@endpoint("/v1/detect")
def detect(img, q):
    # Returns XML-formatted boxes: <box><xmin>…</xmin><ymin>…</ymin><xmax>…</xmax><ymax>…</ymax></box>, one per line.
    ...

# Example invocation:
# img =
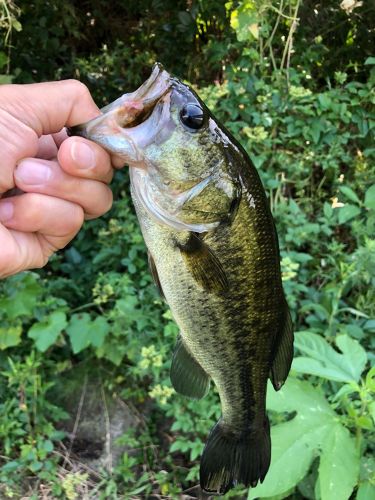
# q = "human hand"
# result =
<box><xmin>0</xmin><ymin>80</ymin><xmax>121</xmax><ymax>278</ymax></box>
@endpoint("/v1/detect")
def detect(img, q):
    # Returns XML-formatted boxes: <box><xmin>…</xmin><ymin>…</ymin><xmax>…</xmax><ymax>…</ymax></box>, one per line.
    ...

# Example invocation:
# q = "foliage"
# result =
<box><xmin>0</xmin><ymin>0</ymin><xmax>374</xmax><ymax>498</ymax></box>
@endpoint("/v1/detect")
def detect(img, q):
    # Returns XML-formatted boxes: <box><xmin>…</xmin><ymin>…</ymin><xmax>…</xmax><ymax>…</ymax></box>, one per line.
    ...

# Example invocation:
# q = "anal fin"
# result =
<box><xmin>270</xmin><ymin>306</ymin><xmax>294</xmax><ymax>391</ymax></box>
<box><xmin>170</xmin><ymin>335</ymin><xmax>210</xmax><ymax>399</ymax></box>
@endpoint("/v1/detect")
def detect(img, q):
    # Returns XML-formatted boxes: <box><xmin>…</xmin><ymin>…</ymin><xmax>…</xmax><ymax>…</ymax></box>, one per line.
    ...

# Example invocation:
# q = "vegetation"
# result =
<box><xmin>0</xmin><ymin>1</ymin><xmax>374</xmax><ymax>498</ymax></box>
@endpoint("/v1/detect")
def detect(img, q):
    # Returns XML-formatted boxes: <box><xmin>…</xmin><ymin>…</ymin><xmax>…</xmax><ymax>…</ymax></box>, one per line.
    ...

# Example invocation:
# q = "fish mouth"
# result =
<box><xmin>67</xmin><ymin>63</ymin><xmax>172</xmax><ymax>156</ymax></box>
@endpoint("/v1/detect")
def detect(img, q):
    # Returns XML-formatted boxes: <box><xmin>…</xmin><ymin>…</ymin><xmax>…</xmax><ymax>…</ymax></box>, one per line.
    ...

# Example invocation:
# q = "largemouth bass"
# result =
<box><xmin>68</xmin><ymin>64</ymin><xmax>294</xmax><ymax>495</ymax></box>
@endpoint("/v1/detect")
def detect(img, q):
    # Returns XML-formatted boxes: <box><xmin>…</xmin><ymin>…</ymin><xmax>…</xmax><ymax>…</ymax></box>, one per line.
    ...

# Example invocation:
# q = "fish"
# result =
<box><xmin>68</xmin><ymin>63</ymin><xmax>294</xmax><ymax>495</ymax></box>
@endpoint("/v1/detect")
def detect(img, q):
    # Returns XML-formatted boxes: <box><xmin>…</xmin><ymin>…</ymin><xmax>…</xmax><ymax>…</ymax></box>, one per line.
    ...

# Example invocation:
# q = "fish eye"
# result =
<box><xmin>180</xmin><ymin>103</ymin><xmax>205</xmax><ymax>130</ymax></box>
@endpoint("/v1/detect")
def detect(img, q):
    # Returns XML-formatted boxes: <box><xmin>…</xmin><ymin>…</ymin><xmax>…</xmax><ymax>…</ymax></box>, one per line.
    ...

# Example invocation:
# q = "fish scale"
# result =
<box><xmin>68</xmin><ymin>63</ymin><xmax>294</xmax><ymax>495</ymax></box>
<box><xmin>132</xmin><ymin>176</ymin><xmax>280</xmax><ymax>429</ymax></box>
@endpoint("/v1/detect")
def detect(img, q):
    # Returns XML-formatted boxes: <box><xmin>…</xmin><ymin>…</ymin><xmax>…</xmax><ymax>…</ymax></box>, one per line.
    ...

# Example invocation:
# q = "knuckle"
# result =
<box><xmin>0</xmin><ymin>245</ymin><xmax>15</xmax><ymax>276</ymax></box>
<box><xmin>91</xmin><ymin>187</ymin><xmax>113</xmax><ymax>217</ymax></box>
<box><xmin>26</xmin><ymin>193</ymin><xmax>44</xmax><ymax>217</ymax></box>
<box><xmin>68</xmin><ymin>204</ymin><xmax>85</xmax><ymax>232</ymax></box>
<box><xmin>51</xmin><ymin>203</ymin><xmax>84</xmax><ymax>242</ymax></box>
<box><xmin>66</xmin><ymin>79</ymin><xmax>91</xmax><ymax>99</ymax></box>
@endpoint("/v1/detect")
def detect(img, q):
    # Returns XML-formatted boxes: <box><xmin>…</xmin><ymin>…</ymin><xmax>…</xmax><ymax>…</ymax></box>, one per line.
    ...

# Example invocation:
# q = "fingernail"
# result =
<box><xmin>15</xmin><ymin>160</ymin><xmax>51</xmax><ymax>185</ymax></box>
<box><xmin>0</xmin><ymin>201</ymin><xmax>14</xmax><ymax>222</ymax></box>
<box><xmin>71</xmin><ymin>141</ymin><xmax>96</xmax><ymax>169</ymax></box>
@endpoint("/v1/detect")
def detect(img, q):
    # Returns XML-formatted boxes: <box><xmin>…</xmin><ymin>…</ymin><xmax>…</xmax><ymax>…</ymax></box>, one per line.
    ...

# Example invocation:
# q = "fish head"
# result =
<box><xmin>68</xmin><ymin>63</ymin><xmax>242</xmax><ymax>233</ymax></box>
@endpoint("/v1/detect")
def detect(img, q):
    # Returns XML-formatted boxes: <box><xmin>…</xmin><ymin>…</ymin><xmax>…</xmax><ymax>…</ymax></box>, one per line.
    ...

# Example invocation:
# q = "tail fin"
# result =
<box><xmin>200</xmin><ymin>417</ymin><xmax>271</xmax><ymax>495</ymax></box>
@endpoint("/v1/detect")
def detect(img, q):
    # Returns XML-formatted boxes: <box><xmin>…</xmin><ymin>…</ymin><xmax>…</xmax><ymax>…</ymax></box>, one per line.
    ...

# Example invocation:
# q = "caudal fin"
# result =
<box><xmin>200</xmin><ymin>417</ymin><xmax>271</xmax><ymax>495</ymax></box>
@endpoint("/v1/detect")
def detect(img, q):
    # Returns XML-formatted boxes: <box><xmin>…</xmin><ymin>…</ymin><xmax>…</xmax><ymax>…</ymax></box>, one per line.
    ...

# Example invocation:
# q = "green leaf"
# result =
<box><xmin>293</xmin><ymin>332</ymin><xmax>367</xmax><ymax>383</ymax></box>
<box><xmin>357</xmin><ymin>482</ymin><xmax>375</xmax><ymax>500</ymax></box>
<box><xmin>323</xmin><ymin>202</ymin><xmax>333</xmax><ymax>219</ymax></box>
<box><xmin>319</xmin><ymin>424</ymin><xmax>359</xmax><ymax>500</ymax></box>
<box><xmin>1</xmin><ymin>461</ymin><xmax>20</xmax><ymax>472</ymax></box>
<box><xmin>90</xmin><ymin>317</ymin><xmax>110</xmax><ymax>348</ymax></box>
<box><xmin>66</xmin><ymin>313</ymin><xmax>93</xmax><ymax>354</ymax></box>
<box><xmin>0</xmin><ymin>273</ymin><xmax>43</xmax><ymax>319</ymax></box>
<box><xmin>364</xmin><ymin>57</ymin><xmax>375</xmax><ymax>65</ymax></box>
<box><xmin>249</xmin><ymin>378</ymin><xmax>360</xmax><ymax>499</ymax></box>
<box><xmin>292</xmin><ymin>357</ymin><xmax>351</xmax><ymax>382</ymax></box>
<box><xmin>0</xmin><ymin>51</ymin><xmax>8</xmax><ymax>69</ymax></box>
<box><xmin>28</xmin><ymin>311</ymin><xmax>67</xmax><ymax>352</ymax></box>
<box><xmin>339</xmin><ymin>186</ymin><xmax>361</xmax><ymax>205</ymax></box>
<box><xmin>364</xmin><ymin>185</ymin><xmax>375</xmax><ymax>210</ymax></box>
<box><xmin>338</xmin><ymin>204</ymin><xmax>361</xmax><ymax>224</ymax></box>
<box><xmin>230</xmin><ymin>5</ymin><xmax>259</xmax><ymax>42</ymax></box>
<box><xmin>0</xmin><ymin>74</ymin><xmax>13</xmax><ymax>84</ymax></box>
<box><xmin>335</xmin><ymin>335</ymin><xmax>367</xmax><ymax>381</ymax></box>
<box><xmin>11</xmin><ymin>19</ymin><xmax>22</xmax><ymax>32</ymax></box>
<box><xmin>0</xmin><ymin>326</ymin><xmax>22</xmax><ymax>350</ymax></box>
<box><xmin>318</xmin><ymin>94</ymin><xmax>332</xmax><ymax>110</ymax></box>
<box><xmin>248</xmin><ymin>420</ymin><xmax>320</xmax><ymax>499</ymax></box>
<box><xmin>249</xmin><ymin>378</ymin><xmax>332</xmax><ymax>498</ymax></box>
<box><xmin>66</xmin><ymin>314</ymin><xmax>110</xmax><ymax>353</ymax></box>
<box><xmin>310</xmin><ymin>119</ymin><xmax>323</xmax><ymax>143</ymax></box>
<box><xmin>177</xmin><ymin>11</ymin><xmax>192</xmax><ymax>26</ymax></box>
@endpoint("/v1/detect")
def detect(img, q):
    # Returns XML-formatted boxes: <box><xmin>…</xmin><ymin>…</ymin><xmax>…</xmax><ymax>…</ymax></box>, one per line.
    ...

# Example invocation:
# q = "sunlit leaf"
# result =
<box><xmin>249</xmin><ymin>378</ymin><xmax>359</xmax><ymax>499</ymax></box>
<box><xmin>0</xmin><ymin>326</ymin><xmax>22</xmax><ymax>350</ymax></box>
<box><xmin>293</xmin><ymin>332</ymin><xmax>366</xmax><ymax>383</ymax></box>
<box><xmin>319</xmin><ymin>424</ymin><xmax>359</xmax><ymax>500</ymax></box>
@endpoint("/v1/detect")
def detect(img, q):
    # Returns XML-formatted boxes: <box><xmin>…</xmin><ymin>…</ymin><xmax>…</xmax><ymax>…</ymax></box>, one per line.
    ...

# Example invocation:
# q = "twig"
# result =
<box><xmin>280</xmin><ymin>0</ymin><xmax>301</xmax><ymax>86</ymax></box>
<box><xmin>101</xmin><ymin>380</ymin><xmax>113</xmax><ymax>474</ymax></box>
<box><xmin>63</xmin><ymin>373</ymin><xmax>88</xmax><ymax>468</ymax></box>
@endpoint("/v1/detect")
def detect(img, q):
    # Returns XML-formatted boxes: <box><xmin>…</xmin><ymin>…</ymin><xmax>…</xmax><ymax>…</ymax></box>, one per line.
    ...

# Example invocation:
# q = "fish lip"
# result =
<box><xmin>67</xmin><ymin>62</ymin><xmax>171</xmax><ymax>140</ymax></box>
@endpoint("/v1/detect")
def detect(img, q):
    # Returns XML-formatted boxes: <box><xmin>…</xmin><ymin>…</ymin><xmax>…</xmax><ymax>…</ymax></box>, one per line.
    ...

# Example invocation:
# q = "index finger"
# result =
<box><xmin>0</xmin><ymin>80</ymin><xmax>101</xmax><ymax>192</ymax></box>
<box><xmin>0</xmin><ymin>80</ymin><xmax>101</xmax><ymax>136</ymax></box>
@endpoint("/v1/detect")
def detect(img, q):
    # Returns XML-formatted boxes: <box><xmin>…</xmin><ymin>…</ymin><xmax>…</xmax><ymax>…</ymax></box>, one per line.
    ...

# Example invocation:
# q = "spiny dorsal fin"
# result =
<box><xmin>269</xmin><ymin>306</ymin><xmax>294</xmax><ymax>391</ymax></box>
<box><xmin>170</xmin><ymin>334</ymin><xmax>210</xmax><ymax>399</ymax></box>
<box><xmin>177</xmin><ymin>232</ymin><xmax>228</xmax><ymax>294</ymax></box>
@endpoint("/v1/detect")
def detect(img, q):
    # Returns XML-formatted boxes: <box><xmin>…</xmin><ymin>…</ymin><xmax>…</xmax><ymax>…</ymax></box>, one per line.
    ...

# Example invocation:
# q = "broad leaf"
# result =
<box><xmin>28</xmin><ymin>311</ymin><xmax>67</xmax><ymax>352</ymax></box>
<box><xmin>319</xmin><ymin>424</ymin><xmax>359</xmax><ymax>500</ymax></box>
<box><xmin>90</xmin><ymin>317</ymin><xmax>110</xmax><ymax>348</ymax></box>
<box><xmin>248</xmin><ymin>378</ymin><xmax>360</xmax><ymax>499</ymax></box>
<box><xmin>335</xmin><ymin>335</ymin><xmax>367</xmax><ymax>381</ymax></box>
<box><xmin>0</xmin><ymin>273</ymin><xmax>42</xmax><ymax>319</ymax></box>
<box><xmin>339</xmin><ymin>186</ymin><xmax>361</xmax><ymax>204</ymax></box>
<box><xmin>338</xmin><ymin>204</ymin><xmax>361</xmax><ymax>224</ymax></box>
<box><xmin>0</xmin><ymin>326</ymin><xmax>22</xmax><ymax>349</ymax></box>
<box><xmin>357</xmin><ymin>482</ymin><xmax>375</xmax><ymax>500</ymax></box>
<box><xmin>364</xmin><ymin>184</ymin><xmax>375</xmax><ymax>210</ymax></box>
<box><xmin>293</xmin><ymin>332</ymin><xmax>366</xmax><ymax>383</ymax></box>
<box><xmin>66</xmin><ymin>313</ymin><xmax>110</xmax><ymax>353</ymax></box>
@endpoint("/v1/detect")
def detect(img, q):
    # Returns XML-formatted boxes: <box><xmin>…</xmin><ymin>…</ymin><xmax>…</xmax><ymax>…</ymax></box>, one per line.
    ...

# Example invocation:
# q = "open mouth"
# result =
<box><xmin>67</xmin><ymin>63</ymin><xmax>171</xmax><ymax>138</ymax></box>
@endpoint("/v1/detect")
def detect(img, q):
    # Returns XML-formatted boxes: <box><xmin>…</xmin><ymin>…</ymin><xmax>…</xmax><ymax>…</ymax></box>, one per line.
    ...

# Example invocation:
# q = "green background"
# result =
<box><xmin>0</xmin><ymin>1</ymin><xmax>374</xmax><ymax>498</ymax></box>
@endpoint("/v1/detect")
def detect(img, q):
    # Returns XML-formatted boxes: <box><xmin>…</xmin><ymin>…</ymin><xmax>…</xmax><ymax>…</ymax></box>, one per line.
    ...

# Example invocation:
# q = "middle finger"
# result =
<box><xmin>14</xmin><ymin>158</ymin><xmax>113</xmax><ymax>219</ymax></box>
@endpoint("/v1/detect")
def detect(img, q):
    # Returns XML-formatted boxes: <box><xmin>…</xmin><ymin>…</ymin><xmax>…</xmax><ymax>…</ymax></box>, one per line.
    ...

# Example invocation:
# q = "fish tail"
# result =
<box><xmin>200</xmin><ymin>417</ymin><xmax>271</xmax><ymax>495</ymax></box>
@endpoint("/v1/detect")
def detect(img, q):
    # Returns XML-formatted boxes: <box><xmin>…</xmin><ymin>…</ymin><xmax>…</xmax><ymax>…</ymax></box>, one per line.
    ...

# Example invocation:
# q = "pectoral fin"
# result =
<box><xmin>148</xmin><ymin>251</ymin><xmax>165</xmax><ymax>299</ymax></box>
<box><xmin>177</xmin><ymin>232</ymin><xmax>228</xmax><ymax>293</ymax></box>
<box><xmin>170</xmin><ymin>334</ymin><xmax>210</xmax><ymax>399</ymax></box>
<box><xmin>269</xmin><ymin>306</ymin><xmax>294</xmax><ymax>390</ymax></box>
